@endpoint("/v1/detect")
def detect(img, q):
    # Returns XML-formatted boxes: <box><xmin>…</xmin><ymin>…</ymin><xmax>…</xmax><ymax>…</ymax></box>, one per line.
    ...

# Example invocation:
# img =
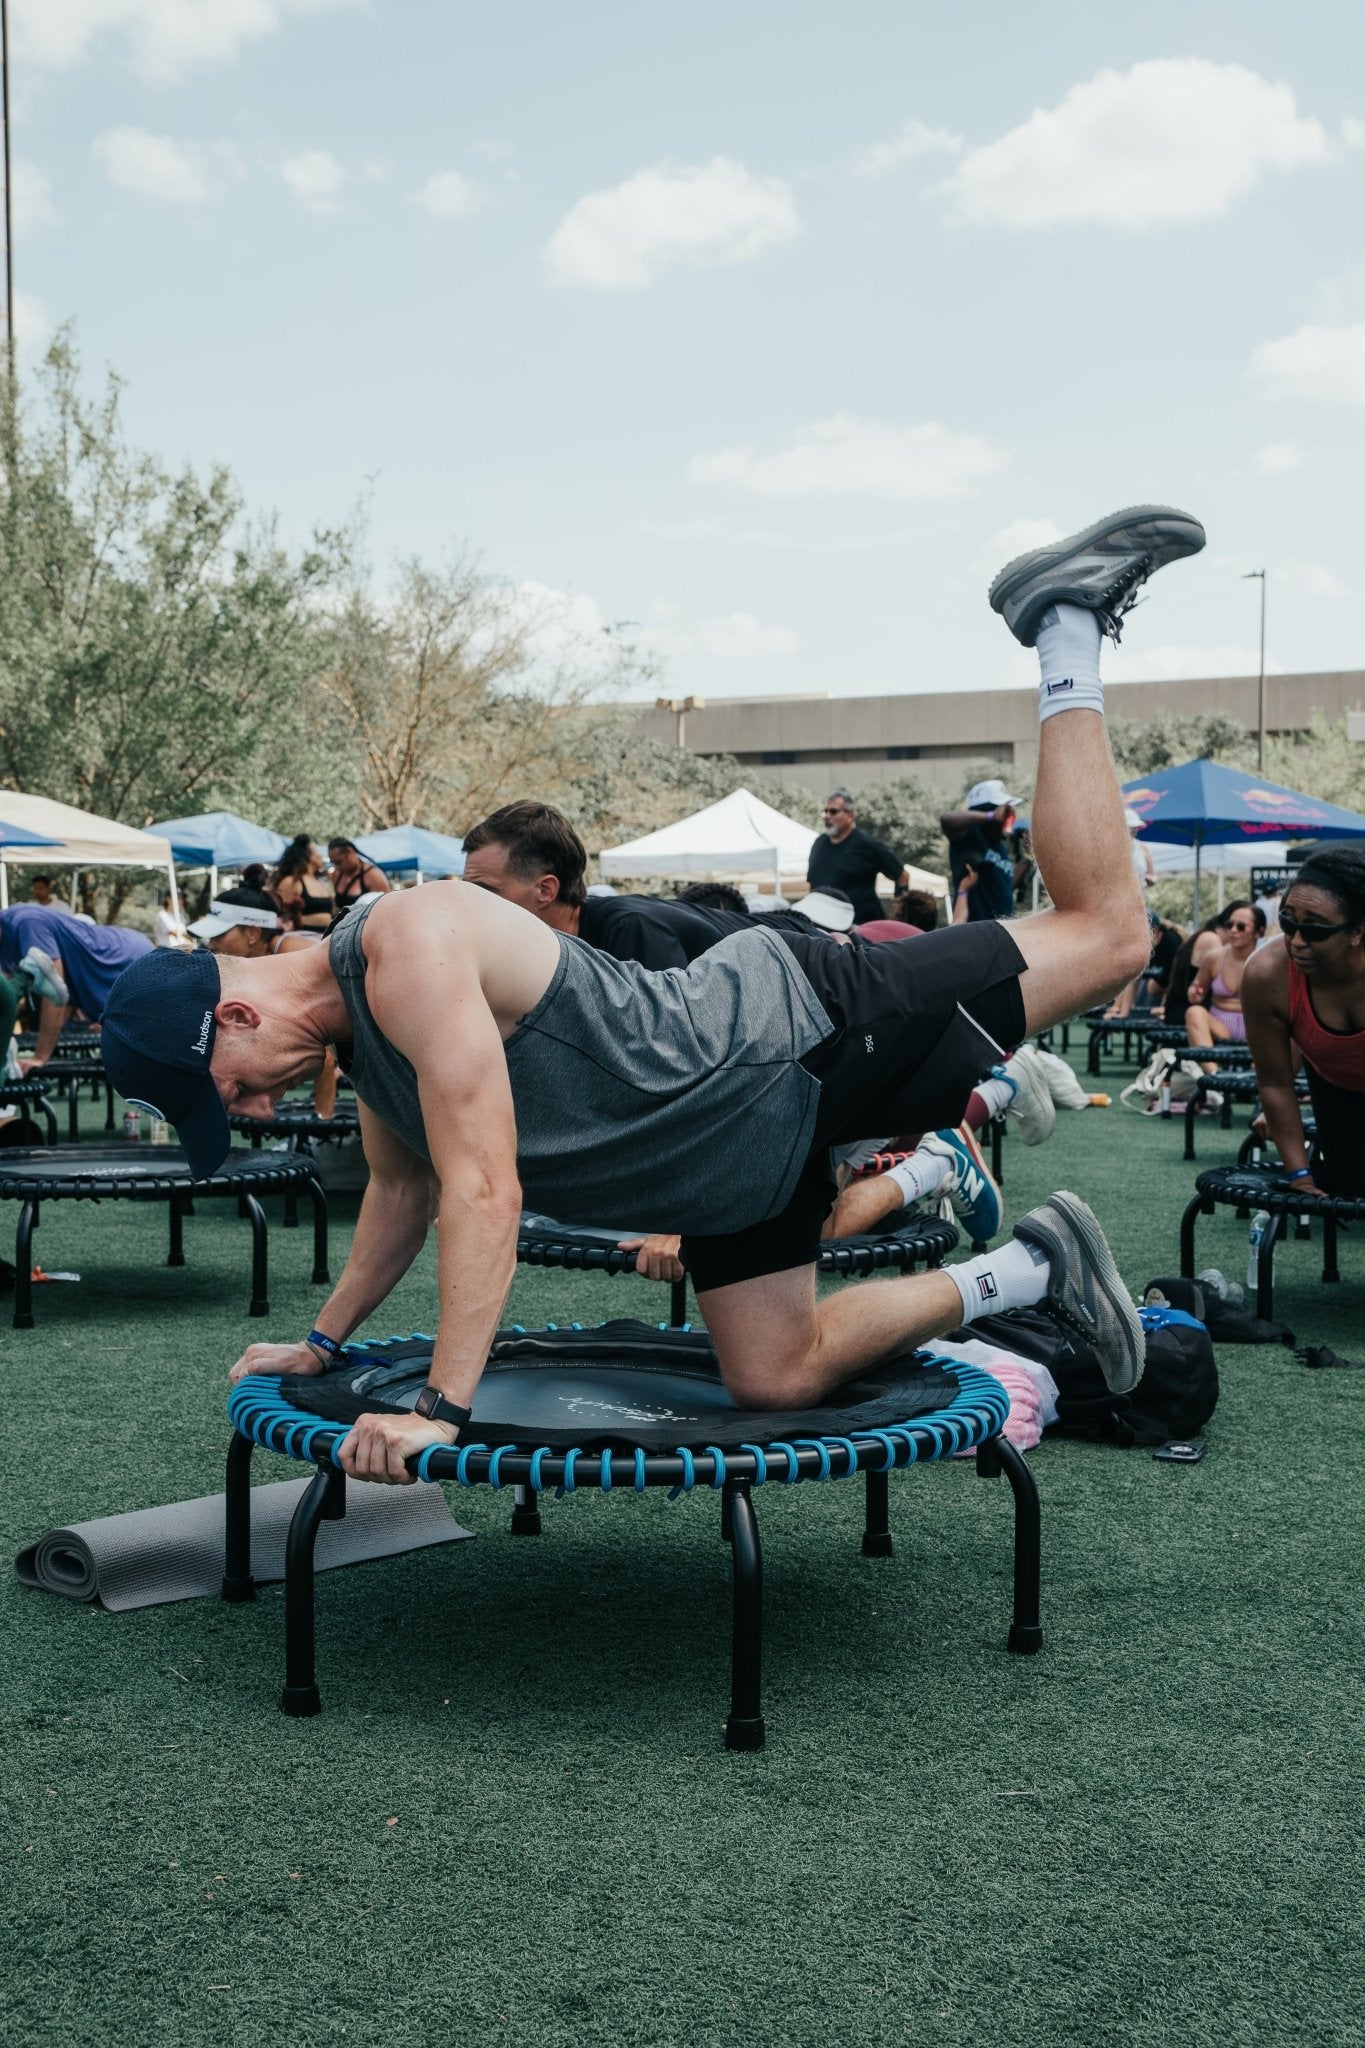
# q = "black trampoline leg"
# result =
<box><xmin>669</xmin><ymin>1275</ymin><xmax>688</xmax><ymax>1327</ymax></box>
<box><xmin>862</xmin><ymin>1468</ymin><xmax>893</xmax><ymax>1557</ymax></box>
<box><xmin>102</xmin><ymin>1080</ymin><xmax>115</xmax><ymax>1132</ymax></box>
<box><xmin>1183</xmin><ymin>1095</ymin><xmax>1198</xmax><ymax>1162</ymax></box>
<box><xmin>990</xmin><ymin>1115</ymin><xmax>1003</xmax><ymax>1187</ymax></box>
<box><xmin>242</xmin><ymin>1191</ymin><xmax>269</xmax><ymax>1316</ymax></box>
<box><xmin>976</xmin><ymin>1435</ymin><xmax>1043</xmax><ymax>1654</ymax></box>
<box><xmin>13</xmin><ymin>1199</ymin><xmax>37</xmax><ymax>1328</ymax></box>
<box><xmin>1323</xmin><ymin>1211</ymin><xmax>1341</xmax><ymax>1285</ymax></box>
<box><xmin>167</xmin><ymin>1193</ymin><xmax>186</xmax><ymax>1267</ymax></box>
<box><xmin>724</xmin><ymin>1481</ymin><xmax>765</xmax><ymax>1751</ymax></box>
<box><xmin>1179</xmin><ymin>1194</ymin><xmax>1203</xmax><ymax>1279</ymax></box>
<box><xmin>37</xmin><ymin>1094</ymin><xmax>56</xmax><ymax>1145</ymax></box>
<box><xmin>1256</xmin><ymin>1209</ymin><xmax>1283</xmax><ymax>1323</ymax></box>
<box><xmin>306</xmin><ymin>1175</ymin><xmax>330</xmax><ymax>1284</ymax></box>
<box><xmin>280</xmin><ymin>1463</ymin><xmax>346</xmax><ymax>1717</ymax></box>
<box><xmin>65</xmin><ymin>1080</ymin><xmax>78</xmax><ymax>1143</ymax></box>
<box><xmin>222</xmin><ymin>1431</ymin><xmax>257</xmax><ymax>1602</ymax></box>
<box><xmin>510</xmin><ymin>1484</ymin><xmax>542</xmax><ymax>1536</ymax></box>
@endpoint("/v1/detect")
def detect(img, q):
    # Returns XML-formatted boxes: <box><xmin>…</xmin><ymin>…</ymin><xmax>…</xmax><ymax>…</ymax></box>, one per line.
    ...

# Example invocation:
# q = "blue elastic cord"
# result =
<box><xmin>826</xmin><ymin>1434</ymin><xmax>860</xmax><ymax>1477</ymax></box>
<box><xmin>739</xmin><ymin>1444</ymin><xmax>768</xmax><ymax>1484</ymax></box>
<box><xmin>632</xmin><ymin>1448</ymin><xmax>647</xmax><ymax>1491</ymax></box>
<box><xmin>456</xmin><ymin>1442</ymin><xmax>486</xmax><ymax>1486</ymax></box>
<box><xmin>767</xmin><ymin>1440</ymin><xmax>799</xmax><ymax>1482</ymax></box>
<box><xmin>794</xmin><ymin>1437</ymin><xmax>831</xmax><ymax>1480</ymax></box>
<box><xmin>529</xmin><ymin>1447</ymin><xmax>549</xmax><ymax>1491</ymax></box>
<box><xmin>676</xmin><ymin>1447</ymin><xmax>695</xmax><ymax>1492</ymax></box>
<box><xmin>562</xmin><ymin>1447</ymin><xmax>580</xmax><ymax>1492</ymax></box>
<box><xmin>488</xmin><ymin>1445</ymin><xmax>513</xmax><ymax>1489</ymax></box>
<box><xmin>704</xmin><ymin>1447</ymin><xmax>727</xmax><ymax>1488</ymax></box>
<box><xmin>600</xmin><ymin>1448</ymin><xmax>613</xmax><ymax>1492</ymax></box>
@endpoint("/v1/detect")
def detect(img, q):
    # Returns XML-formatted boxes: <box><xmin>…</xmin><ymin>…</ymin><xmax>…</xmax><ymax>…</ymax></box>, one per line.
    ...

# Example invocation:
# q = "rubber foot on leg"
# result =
<box><xmin>1007</xmin><ymin>1623</ymin><xmax>1044</xmax><ymax>1656</ymax></box>
<box><xmin>280</xmin><ymin>1683</ymin><xmax>322</xmax><ymax>1717</ymax></box>
<box><xmin>724</xmin><ymin>1714</ymin><xmax>765</xmax><ymax>1752</ymax></box>
<box><xmin>510</xmin><ymin>1506</ymin><xmax>542</xmax><ymax>1537</ymax></box>
<box><xmin>861</xmin><ymin>1531</ymin><xmax>894</xmax><ymax>1558</ymax></box>
<box><xmin>219</xmin><ymin>1575</ymin><xmax>256</xmax><ymax>1604</ymax></box>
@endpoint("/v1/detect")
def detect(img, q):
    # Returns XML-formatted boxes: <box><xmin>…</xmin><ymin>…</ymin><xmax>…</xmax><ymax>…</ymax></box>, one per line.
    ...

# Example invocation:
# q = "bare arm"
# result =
<box><xmin>1243</xmin><ymin>945</ymin><xmax>1316</xmax><ymax>1186</ymax></box>
<box><xmin>229</xmin><ymin>1103</ymin><xmax>437</xmax><ymax>1383</ymax></box>
<box><xmin>29</xmin><ymin>996</ymin><xmax>70</xmax><ymax>1066</ymax></box>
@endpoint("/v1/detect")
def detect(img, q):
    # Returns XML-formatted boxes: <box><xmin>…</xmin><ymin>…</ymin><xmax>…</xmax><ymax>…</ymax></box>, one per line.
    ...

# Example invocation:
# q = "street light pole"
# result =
<box><xmin>1243</xmin><ymin>569</ymin><xmax>1267</xmax><ymax>771</ymax></box>
<box><xmin>655</xmin><ymin>694</ymin><xmax>704</xmax><ymax>749</ymax></box>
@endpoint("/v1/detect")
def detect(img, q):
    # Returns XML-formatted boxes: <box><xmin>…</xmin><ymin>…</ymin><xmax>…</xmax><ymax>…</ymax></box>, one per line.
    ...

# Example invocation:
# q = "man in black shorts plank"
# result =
<box><xmin>100</xmin><ymin>505</ymin><xmax>1203</xmax><ymax>1483</ymax></box>
<box><xmin>807</xmin><ymin>793</ymin><xmax>909</xmax><ymax>925</ymax></box>
<box><xmin>941</xmin><ymin>779</ymin><xmax>1020</xmax><ymax>924</ymax></box>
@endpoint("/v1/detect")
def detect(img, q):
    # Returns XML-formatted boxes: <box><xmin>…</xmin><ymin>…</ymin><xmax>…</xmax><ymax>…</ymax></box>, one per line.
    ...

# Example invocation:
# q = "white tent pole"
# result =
<box><xmin>0</xmin><ymin>859</ymin><xmax>7</xmax><ymax>910</ymax></box>
<box><xmin>1192</xmin><ymin>839</ymin><xmax>1202</xmax><ymax>923</ymax></box>
<box><xmin>167</xmin><ymin>858</ymin><xmax>183</xmax><ymax>926</ymax></box>
<box><xmin>69</xmin><ymin>871</ymin><xmax>78</xmax><ymax>908</ymax></box>
<box><xmin>1216</xmin><ymin>862</ymin><xmax>1226</xmax><ymax>912</ymax></box>
<box><xmin>209</xmin><ymin>864</ymin><xmax>218</xmax><ymax>903</ymax></box>
<box><xmin>414</xmin><ymin>869</ymin><xmax>423</xmax><ymax>886</ymax></box>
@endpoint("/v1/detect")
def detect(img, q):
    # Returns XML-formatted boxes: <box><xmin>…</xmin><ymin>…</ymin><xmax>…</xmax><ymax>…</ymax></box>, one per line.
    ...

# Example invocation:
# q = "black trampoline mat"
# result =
<box><xmin>0</xmin><ymin>1145</ymin><xmax>315</xmax><ymax>1190</ymax></box>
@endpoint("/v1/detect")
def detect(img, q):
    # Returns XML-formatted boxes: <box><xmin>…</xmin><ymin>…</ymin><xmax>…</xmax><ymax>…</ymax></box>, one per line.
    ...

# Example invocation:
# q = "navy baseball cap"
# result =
<box><xmin>102</xmin><ymin>950</ymin><xmax>230</xmax><ymax>1179</ymax></box>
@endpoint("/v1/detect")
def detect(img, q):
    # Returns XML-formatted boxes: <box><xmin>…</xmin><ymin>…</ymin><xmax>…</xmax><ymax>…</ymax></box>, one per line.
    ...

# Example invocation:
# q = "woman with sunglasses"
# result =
<box><xmin>1182</xmin><ymin>903</ymin><xmax>1266</xmax><ymax>1052</ymax></box>
<box><xmin>1243</xmin><ymin>849</ymin><xmax>1365</xmax><ymax>1197</ymax></box>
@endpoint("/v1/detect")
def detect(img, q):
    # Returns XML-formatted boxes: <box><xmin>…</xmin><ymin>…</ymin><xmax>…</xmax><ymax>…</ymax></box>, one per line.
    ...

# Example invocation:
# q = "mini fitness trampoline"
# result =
<box><xmin>230</xmin><ymin>1101</ymin><xmax>361</xmax><ymax>1149</ymax></box>
<box><xmin>515</xmin><ymin>1208</ymin><xmax>962</xmax><ymax>1327</ymax></box>
<box><xmin>0</xmin><ymin>1145</ymin><xmax>331</xmax><ymax>1327</ymax></box>
<box><xmin>28</xmin><ymin>1057</ymin><xmax>116</xmax><ymax>1140</ymax></box>
<box><xmin>1180</xmin><ymin>1163</ymin><xmax>1365</xmax><ymax>1320</ymax></box>
<box><xmin>0</xmin><ymin>1075</ymin><xmax>59</xmax><ymax>1145</ymax></box>
<box><xmin>225</xmin><ymin>1320</ymin><xmax>1041</xmax><ymax>1750</ymax></box>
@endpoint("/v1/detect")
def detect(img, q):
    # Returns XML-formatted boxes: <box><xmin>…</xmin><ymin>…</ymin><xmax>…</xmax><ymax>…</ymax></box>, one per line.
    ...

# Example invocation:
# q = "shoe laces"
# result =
<box><xmin>1097</xmin><ymin>557</ymin><xmax>1152</xmax><ymax>643</ymax></box>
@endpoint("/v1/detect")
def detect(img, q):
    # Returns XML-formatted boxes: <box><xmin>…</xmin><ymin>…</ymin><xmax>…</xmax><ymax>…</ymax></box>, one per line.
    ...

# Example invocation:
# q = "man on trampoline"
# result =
<box><xmin>102</xmin><ymin>506</ymin><xmax>1203</xmax><ymax>1482</ymax></box>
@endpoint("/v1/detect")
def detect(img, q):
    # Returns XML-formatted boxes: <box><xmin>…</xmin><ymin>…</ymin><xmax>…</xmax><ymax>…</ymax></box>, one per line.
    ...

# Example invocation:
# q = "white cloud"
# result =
<box><xmin>978</xmin><ymin>516</ymin><xmax>1063</xmax><ymax>567</ymax></box>
<box><xmin>16</xmin><ymin>0</ymin><xmax>355</xmax><ymax>84</ymax></box>
<box><xmin>849</xmin><ymin>118</ymin><xmax>963</xmax><ymax>179</ymax></box>
<box><xmin>1343</xmin><ymin>117</ymin><xmax>1365</xmax><ymax>151</ymax></box>
<box><xmin>280</xmin><ymin>149</ymin><xmax>346</xmax><ymax>214</ymax></box>
<box><xmin>13</xmin><ymin>160</ymin><xmax>55</xmax><ymax>230</ymax></box>
<box><xmin>412</xmin><ymin>171</ymin><xmax>482</xmax><ymax>220</ymax></box>
<box><xmin>481</xmin><ymin>581</ymin><xmax>615</xmax><ymax>673</ymax></box>
<box><xmin>688</xmin><ymin>415</ymin><xmax>1005</xmax><ymax>501</ymax></box>
<box><xmin>545</xmin><ymin>156</ymin><xmax>800</xmax><ymax>289</ymax></box>
<box><xmin>1105</xmin><ymin>640</ymin><xmax>1283</xmax><ymax>684</ymax></box>
<box><xmin>654</xmin><ymin>610</ymin><xmax>799</xmax><ymax>659</ymax></box>
<box><xmin>94</xmin><ymin>127</ymin><xmax>239</xmax><ymax>204</ymax></box>
<box><xmin>13</xmin><ymin>288</ymin><xmax>51</xmax><ymax>351</ymax></box>
<box><xmin>1251</xmin><ymin>439</ymin><xmax>1306</xmax><ymax>475</ymax></box>
<box><xmin>940</xmin><ymin>60</ymin><xmax>1331</xmax><ymax>228</ymax></box>
<box><xmin>1250</xmin><ymin>322</ymin><xmax>1365</xmax><ymax>405</ymax></box>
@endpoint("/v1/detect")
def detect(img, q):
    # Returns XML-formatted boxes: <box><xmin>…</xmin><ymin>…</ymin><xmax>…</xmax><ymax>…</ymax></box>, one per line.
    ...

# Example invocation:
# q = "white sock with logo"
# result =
<box><xmin>947</xmin><ymin>1236</ymin><xmax>1051</xmax><ymax>1325</ymax></box>
<box><xmin>884</xmin><ymin>1149</ymin><xmax>953</xmax><ymax>1206</ymax></box>
<box><xmin>973</xmin><ymin>1073</ymin><xmax>1016</xmax><ymax>1119</ymax></box>
<box><xmin>1035</xmin><ymin>602</ymin><xmax>1104</xmax><ymax>722</ymax></box>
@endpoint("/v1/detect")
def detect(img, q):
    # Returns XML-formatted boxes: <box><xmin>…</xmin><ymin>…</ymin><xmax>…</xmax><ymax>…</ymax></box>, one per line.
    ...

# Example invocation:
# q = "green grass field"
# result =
<box><xmin>3</xmin><ymin>1057</ymin><xmax>1364</xmax><ymax>2048</ymax></box>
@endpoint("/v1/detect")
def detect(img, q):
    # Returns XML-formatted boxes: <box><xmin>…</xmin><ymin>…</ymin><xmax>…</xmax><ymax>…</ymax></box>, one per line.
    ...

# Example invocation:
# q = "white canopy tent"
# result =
<box><xmin>0</xmin><ymin>793</ymin><xmax>181</xmax><ymax>918</ymax></box>
<box><xmin>599</xmin><ymin>787</ymin><xmax>947</xmax><ymax>898</ymax></box>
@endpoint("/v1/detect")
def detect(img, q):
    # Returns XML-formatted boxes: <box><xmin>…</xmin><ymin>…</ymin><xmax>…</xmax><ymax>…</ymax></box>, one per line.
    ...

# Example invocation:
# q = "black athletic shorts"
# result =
<box><xmin>680</xmin><ymin>921</ymin><xmax>1027</xmax><ymax>1294</ymax></box>
<box><xmin>1303</xmin><ymin>1066</ymin><xmax>1365</xmax><ymax>1196</ymax></box>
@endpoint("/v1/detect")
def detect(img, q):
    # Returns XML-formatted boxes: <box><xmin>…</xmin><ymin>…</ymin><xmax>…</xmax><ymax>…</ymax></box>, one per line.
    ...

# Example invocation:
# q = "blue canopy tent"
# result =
<box><xmin>0</xmin><ymin>815</ymin><xmax>61</xmax><ymax>909</ymax></box>
<box><xmin>1121</xmin><ymin>760</ymin><xmax>1365</xmax><ymax>917</ymax></box>
<box><xmin>354</xmin><ymin>825</ymin><xmax>465</xmax><ymax>882</ymax></box>
<box><xmin>148</xmin><ymin>812</ymin><xmax>289</xmax><ymax>899</ymax></box>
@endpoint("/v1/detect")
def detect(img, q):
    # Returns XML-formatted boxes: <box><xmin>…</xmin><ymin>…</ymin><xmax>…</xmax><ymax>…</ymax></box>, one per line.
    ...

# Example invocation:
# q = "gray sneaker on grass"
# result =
<box><xmin>988</xmin><ymin>504</ymin><xmax>1206</xmax><ymax>648</ymax></box>
<box><xmin>1013</xmin><ymin>1190</ymin><xmax>1145</xmax><ymax>1393</ymax></box>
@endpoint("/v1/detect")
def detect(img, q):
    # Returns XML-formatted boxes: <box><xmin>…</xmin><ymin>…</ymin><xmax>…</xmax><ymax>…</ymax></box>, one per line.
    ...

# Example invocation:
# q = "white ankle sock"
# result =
<box><xmin>947</xmin><ymin>1236</ymin><xmax>1050</xmax><ymax>1324</ymax></box>
<box><xmin>1035</xmin><ymin>602</ymin><xmax>1104</xmax><ymax>722</ymax></box>
<box><xmin>885</xmin><ymin>1150</ymin><xmax>953</xmax><ymax>1206</ymax></box>
<box><xmin>974</xmin><ymin>1074</ymin><xmax>1015</xmax><ymax>1119</ymax></box>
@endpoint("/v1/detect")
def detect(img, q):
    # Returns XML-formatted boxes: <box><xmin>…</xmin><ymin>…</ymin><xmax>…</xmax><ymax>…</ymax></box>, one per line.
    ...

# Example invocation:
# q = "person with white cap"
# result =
<box><xmin>940</xmin><ymin>778</ymin><xmax>1021</xmax><ymax>925</ymax></box>
<box><xmin>189</xmin><ymin>888</ymin><xmax>337</xmax><ymax>1115</ymax></box>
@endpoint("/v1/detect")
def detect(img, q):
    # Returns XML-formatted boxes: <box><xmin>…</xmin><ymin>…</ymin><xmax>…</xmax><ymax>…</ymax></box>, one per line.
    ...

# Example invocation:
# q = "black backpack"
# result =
<box><xmin>960</xmin><ymin>1303</ymin><xmax>1219</xmax><ymax>1449</ymax></box>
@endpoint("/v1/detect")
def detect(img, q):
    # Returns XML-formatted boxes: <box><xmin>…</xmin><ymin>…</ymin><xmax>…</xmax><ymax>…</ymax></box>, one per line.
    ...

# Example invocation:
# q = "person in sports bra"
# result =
<box><xmin>1244</xmin><ymin>848</ymin><xmax>1365</xmax><ymax>1196</ymax></box>
<box><xmin>329</xmin><ymin>838</ymin><xmax>392</xmax><ymax>911</ymax></box>
<box><xmin>1183</xmin><ymin>903</ymin><xmax>1265</xmax><ymax>1051</ymax></box>
<box><xmin>271</xmin><ymin>836</ymin><xmax>335</xmax><ymax>929</ymax></box>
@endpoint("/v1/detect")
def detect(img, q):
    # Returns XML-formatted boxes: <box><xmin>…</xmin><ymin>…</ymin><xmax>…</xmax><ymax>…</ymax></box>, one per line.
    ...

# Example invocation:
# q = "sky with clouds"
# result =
<box><xmin>11</xmin><ymin>0</ymin><xmax>1365</xmax><ymax>702</ymax></box>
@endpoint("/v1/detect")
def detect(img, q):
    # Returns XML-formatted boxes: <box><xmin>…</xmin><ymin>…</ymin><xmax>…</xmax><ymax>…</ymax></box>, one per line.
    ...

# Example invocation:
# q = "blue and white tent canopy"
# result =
<box><xmin>354</xmin><ymin>825</ymin><xmax>465</xmax><ymax>879</ymax></box>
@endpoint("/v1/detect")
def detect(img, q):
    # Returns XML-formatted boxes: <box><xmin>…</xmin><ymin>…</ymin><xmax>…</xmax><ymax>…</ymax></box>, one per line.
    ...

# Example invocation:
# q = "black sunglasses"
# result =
<box><xmin>1280</xmin><ymin>911</ymin><xmax>1352</xmax><ymax>944</ymax></box>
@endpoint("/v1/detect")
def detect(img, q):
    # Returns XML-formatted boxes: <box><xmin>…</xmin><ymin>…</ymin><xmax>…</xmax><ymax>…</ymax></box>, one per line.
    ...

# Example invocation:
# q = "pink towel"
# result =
<box><xmin>934</xmin><ymin>1338</ymin><xmax>1058</xmax><ymax>1455</ymax></box>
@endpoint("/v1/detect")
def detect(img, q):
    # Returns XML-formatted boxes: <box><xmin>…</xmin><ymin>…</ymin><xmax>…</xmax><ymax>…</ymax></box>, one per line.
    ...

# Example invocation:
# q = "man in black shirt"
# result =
<box><xmin>807</xmin><ymin>792</ymin><xmax>909</xmax><ymax>924</ymax></box>
<box><xmin>940</xmin><ymin>778</ymin><xmax>1019</xmax><ymax>924</ymax></box>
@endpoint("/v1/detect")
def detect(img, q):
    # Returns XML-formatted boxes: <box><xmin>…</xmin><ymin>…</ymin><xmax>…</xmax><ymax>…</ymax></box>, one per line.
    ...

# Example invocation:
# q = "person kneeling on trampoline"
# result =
<box><xmin>100</xmin><ymin>505</ymin><xmax>1203</xmax><ymax>1482</ymax></box>
<box><xmin>1243</xmin><ymin>848</ymin><xmax>1365</xmax><ymax>1197</ymax></box>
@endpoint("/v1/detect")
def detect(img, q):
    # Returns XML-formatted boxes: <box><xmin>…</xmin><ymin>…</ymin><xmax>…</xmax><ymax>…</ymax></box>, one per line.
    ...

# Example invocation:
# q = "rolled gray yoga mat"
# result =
<box><xmin>15</xmin><ymin>1480</ymin><xmax>472</xmax><ymax>1611</ymax></box>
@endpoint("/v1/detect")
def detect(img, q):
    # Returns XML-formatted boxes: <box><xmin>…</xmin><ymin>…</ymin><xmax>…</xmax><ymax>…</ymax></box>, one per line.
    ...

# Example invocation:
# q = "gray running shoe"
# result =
<box><xmin>1013</xmin><ymin>1190</ymin><xmax>1145</xmax><ymax>1393</ymax></box>
<box><xmin>1000</xmin><ymin>1046</ymin><xmax>1056</xmax><ymax>1145</ymax></box>
<box><xmin>19</xmin><ymin>946</ymin><xmax>69</xmax><ymax>1008</ymax></box>
<box><xmin>988</xmin><ymin>504</ymin><xmax>1206</xmax><ymax>648</ymax></box>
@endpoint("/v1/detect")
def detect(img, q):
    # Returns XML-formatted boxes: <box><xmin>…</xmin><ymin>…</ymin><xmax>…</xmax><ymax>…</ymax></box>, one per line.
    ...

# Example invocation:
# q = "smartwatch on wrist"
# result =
<box><xmin>414</xmin><ymin>1385</ymin><xmax>472</xmax><ymax>1432</ymax></box>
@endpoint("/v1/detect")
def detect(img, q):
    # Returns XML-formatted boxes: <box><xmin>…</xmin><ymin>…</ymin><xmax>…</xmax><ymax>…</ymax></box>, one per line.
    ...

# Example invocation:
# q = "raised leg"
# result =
<box><xmin>306</xmin><ymin>1175</ymin><xmax>330</xmax><ymax>1284</ymax></box>
<box><xmin>280</xmin><ymin>1462</ymin><xmax>346</xmax><ymax>1716</ymax></box>
<box><xmin>13</xmin><ymin>1200</ymin><xmax>36</xmax><ymax>1329</ymax></box>
<box><xmin>976</xmin><ymin>1435</ymin><xmax>1043</xmax><ymax>1654</ymax></box>
<box><xmin>242</xmin><ymin>1190</ymin><xmax>269</xmax><ymax>1316</ymax></box>
<box><xmin>723</xmin><ymin>1481</ymin><xmax>765</xmax><ymax>1751</ymax></box>
<box><xmin>862</xmin><ymin>1467</ymin><xmax>893</xmax><ymax>1558</ymax></box>
<box><xmin>221</xmin><ymin>1430</ymin><xmax>257</xmax><ymax>1601</ymax></box>
<box><xmin>167</xmin><ymin>1193</ymin><xmax>186</xmax><ymax>1267</ymax></box>
<box><xmin>1256</xmin><ymin>1208</ymin><xmax>1283</xmax><ymax>1323</ymax></box>
<box><xmin>510</xmin><ymin>1484</ymin><xmax>542</xmax><ymax>1537</ymax></box>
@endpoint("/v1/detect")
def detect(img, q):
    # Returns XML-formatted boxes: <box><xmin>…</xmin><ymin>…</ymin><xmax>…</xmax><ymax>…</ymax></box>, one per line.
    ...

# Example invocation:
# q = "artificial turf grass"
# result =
<box><xmin>3</xmin><ymin>1070</ymin><xmax>1365</xmax><ymax>2047</ymax></box>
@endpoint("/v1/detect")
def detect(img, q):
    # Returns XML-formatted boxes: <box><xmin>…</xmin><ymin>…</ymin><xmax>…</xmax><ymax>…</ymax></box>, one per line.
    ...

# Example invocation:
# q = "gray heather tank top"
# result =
<box><xmin>329</xmin><ymin>899</ymin><xmax>832</xmax><ymax>1235</ymax></box>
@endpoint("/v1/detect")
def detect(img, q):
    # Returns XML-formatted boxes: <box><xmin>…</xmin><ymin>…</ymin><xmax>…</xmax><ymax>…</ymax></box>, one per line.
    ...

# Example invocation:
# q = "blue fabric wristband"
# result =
<box><xmin>306</xmin><ymin>1328</ymin><xmax>343</xmax><ymax>1358</ymax></box>
<box><xmin>1285</xmin><ymin>1168</ymin><xmax>1312</xmax><ymax>1182</ymax></box>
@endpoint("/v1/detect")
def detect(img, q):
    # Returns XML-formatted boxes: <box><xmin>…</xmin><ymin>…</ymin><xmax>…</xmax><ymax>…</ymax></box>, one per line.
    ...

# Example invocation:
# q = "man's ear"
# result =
<box><xmin>216</xmin><ymin>996</ymin><xmax>263</xmax><ymax>1030</ymax></box>
<box><xmin>538</xmin><ymin>874</ymin><xmax>562</xmax><ymax>909</ymax></box>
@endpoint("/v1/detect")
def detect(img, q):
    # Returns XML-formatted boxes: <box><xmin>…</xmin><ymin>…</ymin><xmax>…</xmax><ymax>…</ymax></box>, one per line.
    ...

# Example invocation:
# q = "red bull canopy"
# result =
<box><xmin>1120</xmin><ymin>759</ymin><xmax>1365</xmax><ymax>848</ymax></box>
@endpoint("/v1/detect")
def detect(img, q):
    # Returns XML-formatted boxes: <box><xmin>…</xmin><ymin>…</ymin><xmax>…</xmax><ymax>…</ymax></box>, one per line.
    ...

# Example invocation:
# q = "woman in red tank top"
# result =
<box><xmin>1243</xmin><ymin>848</ymin><xmax>1365</xmax><ymax>1196</ymax></box>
